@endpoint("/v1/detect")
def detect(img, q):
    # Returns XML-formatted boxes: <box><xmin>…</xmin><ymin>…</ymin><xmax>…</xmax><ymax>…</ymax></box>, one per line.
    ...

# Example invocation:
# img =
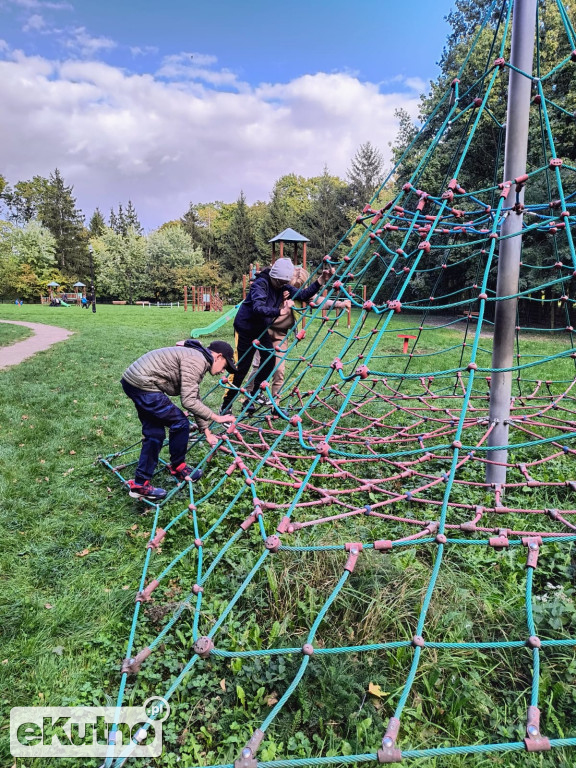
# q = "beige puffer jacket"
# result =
<box><xmin>122</xmin><ymin>347</ymin><xmax>216</xmax><ymax>430</ymax></box>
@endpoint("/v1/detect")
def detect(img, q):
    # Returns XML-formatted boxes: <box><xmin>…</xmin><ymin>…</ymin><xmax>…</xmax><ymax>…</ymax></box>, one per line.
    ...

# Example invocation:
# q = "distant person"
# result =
<box><xmin>220</xmin><ymin>257</ymin><xmax>334</xmax><ymax>413</ymax></box>
<box><xmin>14</xmin><ymin>299</ymin><xmax>23</xmax><ymax>306</ymax></box>
<box><xmin>81</xmin><ymin>296</ymin><xmax>90</xmax><ymax>309</ymax></box>
<box><xmin>121</xmin><ymin>339</ymin><xmax>237</xmax><ymax>501</ymax></box>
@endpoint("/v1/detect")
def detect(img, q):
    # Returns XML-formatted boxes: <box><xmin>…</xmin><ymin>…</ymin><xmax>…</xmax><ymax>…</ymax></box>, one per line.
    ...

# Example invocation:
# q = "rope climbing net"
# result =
<box><xmin>100</xmin><ymin>1</ymin><xmax>576</xmax><ymax>764</ymax></box>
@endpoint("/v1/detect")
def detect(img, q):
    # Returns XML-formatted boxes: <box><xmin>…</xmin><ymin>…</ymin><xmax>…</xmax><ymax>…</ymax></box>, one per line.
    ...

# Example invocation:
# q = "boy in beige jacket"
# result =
<box><xmin>121</xmin><ymin>339</ymin><xmax>236</xmax><ymax>501</ymax></box>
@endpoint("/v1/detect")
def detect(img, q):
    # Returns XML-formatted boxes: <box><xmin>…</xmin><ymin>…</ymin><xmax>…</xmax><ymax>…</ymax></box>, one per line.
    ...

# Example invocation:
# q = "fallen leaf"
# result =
<box><xmin>44</xmin><ymin>603</ymin><xmax>53</xmax><ymax>609</ymax></box>
<box><xmin>21</xmin><ymin>414</ymin><xmax>28</xmax><ymax>420</ymax></box>
<box><xmin>40</xmin><ymin>459</ymin><xmax>45</xmax><ymax>464</ymax></box>
<box><xmin>266</xmin><ymin>693</ymin><xmax>279</xmax><ymax>707</ymax></box>
<box><xmin>75</xmin><ymin>548</ymin><xmax>90</xmax><ymax>557</ymax></box>
<box><xmin>368</xmin><ymin>682</ymin><xmax>388</xmax><ymax>699</ymax></box>
<box><xmin>219</xmin><ymin>679</ymin><xmax>226</xmax><ymax>692</ymax></box>
<box><xmin>1</xmin><ymin>659</ymin><xmax>8</xmax><ymax>664</ymax></box>
<box><xmin>122</xmin><ymin>585</ymin><xmax>130</xmax><ymax>590</ymax></box>
<box><xmin>51</xmin><ymin>646</ymin><xmax>64</xmax><ymax>656</ymax></box>
<box><xmin>130</xmin><ymin>524</ymin><xmax>138</xmax><ymax>530</ymax></box>
<box><xmin>69</xmin><ymin>450</ymin><xmax>76</xmax><ymax>455</ymax></box>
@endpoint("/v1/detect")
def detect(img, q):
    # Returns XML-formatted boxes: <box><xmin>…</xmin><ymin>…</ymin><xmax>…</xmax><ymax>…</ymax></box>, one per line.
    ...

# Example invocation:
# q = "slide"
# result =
<box><xmin>190</xmin><ymin>305</ymin><xmax>239</xmax><ymax>338</ymax></box>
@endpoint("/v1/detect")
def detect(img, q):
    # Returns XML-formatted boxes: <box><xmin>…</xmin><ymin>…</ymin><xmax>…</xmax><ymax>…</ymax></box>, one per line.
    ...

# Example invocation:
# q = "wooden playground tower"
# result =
<box><xmin>184</xmin><ymin>285</ymin><xmax>223</xmax><ymax>312</ymax></box>
<box><xmin>241</xmin><ymin>228</ymin><xmax>354</xmax><ymax>328</ymax></box>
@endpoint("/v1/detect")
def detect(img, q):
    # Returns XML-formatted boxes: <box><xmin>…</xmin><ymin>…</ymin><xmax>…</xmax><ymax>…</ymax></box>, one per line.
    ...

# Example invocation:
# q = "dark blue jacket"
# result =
<box><xmin>234</xmin><ymin>268</ymin><xmax>322</xmax><ymax>336</ymax></box>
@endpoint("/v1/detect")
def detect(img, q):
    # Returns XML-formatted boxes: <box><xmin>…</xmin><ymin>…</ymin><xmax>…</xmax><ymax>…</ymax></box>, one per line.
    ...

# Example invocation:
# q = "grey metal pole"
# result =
<box><xmin>486</xmin><ymin>0</ymin><xmax>537</xmax><ymax>487</ymax></box>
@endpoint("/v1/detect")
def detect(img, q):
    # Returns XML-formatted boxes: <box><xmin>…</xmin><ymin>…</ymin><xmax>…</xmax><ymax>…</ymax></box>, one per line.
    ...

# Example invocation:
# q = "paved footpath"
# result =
<box><xmin>0</xmin><ymin>319</ymin><xmax>73</xmax><ymax>370</ymax></box>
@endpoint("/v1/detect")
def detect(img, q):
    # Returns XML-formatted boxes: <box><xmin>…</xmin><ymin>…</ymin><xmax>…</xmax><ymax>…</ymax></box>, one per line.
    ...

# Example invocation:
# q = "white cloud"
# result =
<box><xmin>157</xmin><ymin>51</ymin><xmax>243</xmax><ymax>89</ymax></box>
<box><xmin>4</xmin><ymin>0</ymin><xmax>72</xmax><ymax>10</ymax></box>
<box><xmin>22</xmin><ymin>12</ymin><xmax>45</xmax><ymax>31</ymax></box>
<box><xmin>0</xmin><ymin>47</ymin><xmax>421</xmax><ymax>229</ymax></box>
<box><xmin>130</xmin><ymin>45</ymin><xmax>158</xmax><ymax>57</ymax></box>
<box><xmin>63</xmin><ymin>26</ymin><xmax>116</xmax><ymax>56</ymax></box>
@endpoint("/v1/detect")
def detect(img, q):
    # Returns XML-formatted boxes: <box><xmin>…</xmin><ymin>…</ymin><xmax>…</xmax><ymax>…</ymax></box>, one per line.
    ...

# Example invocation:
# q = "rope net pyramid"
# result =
<box><xmin>100</xmin><ymin>1</ymin><xmax>576</xmax><ymax>764</ymax></box>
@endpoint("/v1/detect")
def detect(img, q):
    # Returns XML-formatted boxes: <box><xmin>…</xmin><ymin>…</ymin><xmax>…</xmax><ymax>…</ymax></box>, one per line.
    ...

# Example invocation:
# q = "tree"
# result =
<box><xmin>92</xmin><ymin>227</ymin><xmax>147</xmax><ymax>303</ymax></box>
<box><xmin>220</xmin><ymin>191</ymin><xmax>258</xmax><ymax>283</ymax></box>
<box><xmin>1</xmin><ymin>176</ymin><xmax>49</xmax><ymax>223</ymax></box>
<box><xmin>89</xmin><ymin>208</ymin><xmax>107</xmax><ymax>237</ymax></box>
<box><xmin>0</xmin><ymin>219</ymin><xmax>57</xmax><ymax>299</ymax></box>
<box><xmin>109</xmin><ymin>207</ymin><xmax>118</xmax><ymax>233</ymax></box>
<box><xmin>124</xmin><ymin>200</ymin><xmax>142</xmax><ymax>235</ymax></box>
<box><xmin>36</xmin><ymin>169</ymin><xmax>87</xmax><ymax>274</ymax></box>
<box><xmin>145</xmin><ymin>223</ymin><xmax>204</xmax><ymax>301</ymax></box>
<box><xmin>305</xmin><ymin>167</ymin><xmax>351</xmax><ymax>263</ymax></box>
<box><xmin>346</xmin><ymin>141</ymin><xmax>386</xmax><ymax>211</ymax></box>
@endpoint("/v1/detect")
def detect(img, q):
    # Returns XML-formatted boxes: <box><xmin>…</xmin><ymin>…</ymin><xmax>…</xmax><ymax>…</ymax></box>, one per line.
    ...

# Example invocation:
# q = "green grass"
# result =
<box><xmin>1</xmin><ymin>303</ymin><xmax>575</xmax><ymax>768</ymax></box>
<box><xmin>0</xmin><ymin>320</ymin><xmax>33</xmax><ymax>348</ymax></box>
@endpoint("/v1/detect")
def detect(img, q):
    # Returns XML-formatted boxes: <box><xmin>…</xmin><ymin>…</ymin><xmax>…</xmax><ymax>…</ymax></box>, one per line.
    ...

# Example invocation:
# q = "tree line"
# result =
<box><xmin>0</xmin><ymin>143</ymin><xmax>385</xmax><ymax>303</ymax></box>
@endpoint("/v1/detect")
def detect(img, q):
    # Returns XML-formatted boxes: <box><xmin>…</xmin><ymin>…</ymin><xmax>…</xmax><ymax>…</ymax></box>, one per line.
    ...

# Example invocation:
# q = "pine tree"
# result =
<box><xmin>346</xmin><ymin>142</ymin><xmax>385</xmax><ymax>212</ymax></box>
<box><xmin>89</xmin><ymin>208</ymin><xmax>107</xmax><ymax>237</ymax></box>
<box><xmin>305</xmin><ymin>167</ymin><xmax>350</xmax><ymax>263</ymax></box>
<box><xmin>109</xmin><ymin>207</ymin><xmax>118</xmax><ymax>232</ymax></box>
<box><xmin>37</xmin><ymin>169</ymin><xmax>87</xmax><ymax>274</ymax></box>
<box><xmin>117</xmin><ymin>203</ymin><xmax>126</xmax><ymax>237</ymax></box>
<box><xmin>221</xmin><ymin>191</ymin><xmax>257</xmax><ymax>282</ymax></box>
<box><xmin>124</xmin><ymin>200</ymin><xmax>142</xmax><ymax>235</ymax></box>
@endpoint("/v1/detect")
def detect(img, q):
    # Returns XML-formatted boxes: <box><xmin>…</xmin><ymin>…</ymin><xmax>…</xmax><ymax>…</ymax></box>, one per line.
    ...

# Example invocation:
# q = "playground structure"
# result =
<box><xmin>99</xmin><ymin>2</ymin><xmax>576</xmax><ymax>766</ymax></box>
<box><xmin>41</xmin><ymin>280</ymin><xmax>86</xmax><ymax>306</ymax></box>
<box><xmin>184</xmin><ymin>285</ymin><xmax>224</xmax><ymax>312</ymax></box>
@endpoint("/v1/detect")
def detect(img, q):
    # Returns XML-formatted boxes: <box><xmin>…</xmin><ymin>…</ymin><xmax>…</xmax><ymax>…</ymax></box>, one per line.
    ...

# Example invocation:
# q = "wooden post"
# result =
<box><xmin>271</xmin><ymin>242</ymin><xmax>276</xmax><ymax>263</ymax></box>
<box><xmin>363</xmin><ymin>285</ymin><xmax>367</xmax><ymax>302</ymax></box>
<box><xmin>280</xmin><ymin>241</ymin><xmax>284</xmax><ymax>259</ymax></box>
<box><xmin>302</xmin><ymin>243</ymin><xmax>307</xmax><ymax>270</ymax></box>
<box><xmin>184</xmin><ymin>285</ymin><xmax>188</xmax><ymax>312</ymax></box>
<box><xmin>243</xmin><ymin>274</ymin><xmax>247</xmax><ymax>300</ymax></box>
<box><xmin>294</xmin><ymin>242</ymin><xmax>298</xmax><ymax>264</ymax></box>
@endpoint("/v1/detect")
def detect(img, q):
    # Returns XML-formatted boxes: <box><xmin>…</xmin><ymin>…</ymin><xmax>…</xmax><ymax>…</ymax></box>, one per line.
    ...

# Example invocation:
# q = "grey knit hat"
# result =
<box><xmin>270</xmin><ymin>258</ymin><xmax>295</xmax><ymax>282</ymax></box>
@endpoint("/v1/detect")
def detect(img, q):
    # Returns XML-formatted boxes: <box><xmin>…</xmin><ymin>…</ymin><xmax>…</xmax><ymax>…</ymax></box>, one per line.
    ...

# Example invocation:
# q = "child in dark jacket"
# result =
<box><xmin>221</xmin><ymin>257</ymin><xmax>333</xmax><ymax>411</ymax></box>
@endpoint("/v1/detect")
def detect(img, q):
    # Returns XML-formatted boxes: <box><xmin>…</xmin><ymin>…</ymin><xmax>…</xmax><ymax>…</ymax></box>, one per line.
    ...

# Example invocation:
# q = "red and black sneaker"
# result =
<box><xmin>168</xmin><ymin>462</ymin><xmax>203</xmax><ymax>483</ymax></box>
<box><xmin>126</xmin><ymin>479</ymin><xmax>167</xmax><ymax>501</ymax></box>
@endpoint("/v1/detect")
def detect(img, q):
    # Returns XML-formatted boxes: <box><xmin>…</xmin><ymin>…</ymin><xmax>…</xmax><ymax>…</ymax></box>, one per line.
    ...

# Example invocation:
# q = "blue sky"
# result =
<box><xmin>0</xmin><ymin>0</ymin><xmax>455</xmax><ymax>228</ymax></box>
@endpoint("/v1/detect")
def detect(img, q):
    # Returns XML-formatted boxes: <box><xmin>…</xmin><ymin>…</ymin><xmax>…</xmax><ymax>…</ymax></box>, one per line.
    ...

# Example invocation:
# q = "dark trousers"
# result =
<box><xmin>221</xmin><ymin>328</ymin><xmax>276</xmax><ymax>409</ymax></box>
<box><xmin>121</xmin><ymin>379</ymin><xmax>190</xmax><ymax>483</ymax></box>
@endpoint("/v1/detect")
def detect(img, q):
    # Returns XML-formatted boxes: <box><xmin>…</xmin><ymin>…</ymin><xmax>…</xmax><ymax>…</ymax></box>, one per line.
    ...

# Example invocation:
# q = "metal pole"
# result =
<box><xmin>88</xmin><ymin>244</ymin><xmax>96</xmax><ymax>314</ymax></box>
<box><xmin>486</xmin><ymin>0</ymin><xmax>537</xmax><ymax>486</ymax></box>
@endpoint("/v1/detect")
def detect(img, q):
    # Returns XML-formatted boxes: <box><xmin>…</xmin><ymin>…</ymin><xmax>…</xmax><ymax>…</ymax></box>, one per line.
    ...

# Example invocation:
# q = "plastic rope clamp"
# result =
<box><xmin>265</xmin><ymin>535</ymin><xmax>281</xmax><ymax>552</ymax></box>
<box><xmin>524</xmin><ymin>706</ymin><xmax>551</xmax><ymax>752</ymax></box>
<box><xmin>344</xmin><ymin>542</ymin><xmax>363</xmax><ymax>572</ymax></box>
<box><xmin>121</xmin><ymin>646</ymin><xmax>151</xmax><ymax>676</ymax></box>
<box><xmin>193</xmin><ymin>636</ymin><xmax>214</xmax><ymax>659</ymax></box>
<box><xmin>523</xmin><ymin>538</ymin><xmax>540</xmax><ymax>569</ymax></box>
<box><xmin>489</xmin><ymin>529</ymin><xmax>509</xmax><ymax>550</ymax></box>
<box><xmin>378</xmin><ymin>717</ymin><xmax>402</xmax><ymax>763</ymax></box>
<box><xmin>526</xmin><ymin>635</ymin><xmax>541</xmax><ymax>649</ymax></box>
<box><xmin>374</xmin><ymin>539</ymin><xmax>393</xmax><ymax>552</ymax></box>
<box><xmin>302</xmin><ymin>643</ymin><xmax>314</xmax><ymax>656</ymax></box>
<box><xmin>136</xmin><ymin>579</ymin><xmax>159</xmax><ymax>603</ymax></box>
<box><xmin>146</xmin><ymin>528</ymin><xmax>166</xmax><ymax>551</ymax></box>
<box><xmin>234</xmin><ymin>730</ymin><xmax>265</xmax><ymax>768</ymax></box>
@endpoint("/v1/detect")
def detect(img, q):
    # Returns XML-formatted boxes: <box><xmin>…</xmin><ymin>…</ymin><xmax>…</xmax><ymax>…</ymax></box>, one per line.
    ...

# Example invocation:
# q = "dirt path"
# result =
<box><xmin>0</xmin><ymin>320</ymin><xmax>73</xmax><ymax>370</ymax></box>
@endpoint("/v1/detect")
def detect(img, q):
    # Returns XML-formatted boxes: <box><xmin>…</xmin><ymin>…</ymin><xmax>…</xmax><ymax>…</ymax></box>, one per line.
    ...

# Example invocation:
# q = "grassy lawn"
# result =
<box><xmin>1</xmin><ymin>303</ymin><xmax>575</xmax><ymax>768</ymax></box>
<box><xmin>0</xmin><ymin>320</ymin><xmax>33</xmax><ymax>348</ymax></box>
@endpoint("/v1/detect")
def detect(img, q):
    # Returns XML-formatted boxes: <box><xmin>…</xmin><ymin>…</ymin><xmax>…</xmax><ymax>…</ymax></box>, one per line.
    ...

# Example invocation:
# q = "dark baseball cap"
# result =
<box><xmin>207</xmin><ymin>340</ymin><xmax>238</xmax><ymax>374</ymax></box>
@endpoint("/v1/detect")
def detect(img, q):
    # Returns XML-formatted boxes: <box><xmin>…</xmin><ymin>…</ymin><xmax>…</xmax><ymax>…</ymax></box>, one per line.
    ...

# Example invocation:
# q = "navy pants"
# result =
<box><xmin>121</xmin><ymin>379</ymin><xmax>190</xmax><ymax>483</ymax></box>
<box><xmin>221</xmin><ymin>328</ymin><xmax>276</xmax><ymax>410</ymax></box>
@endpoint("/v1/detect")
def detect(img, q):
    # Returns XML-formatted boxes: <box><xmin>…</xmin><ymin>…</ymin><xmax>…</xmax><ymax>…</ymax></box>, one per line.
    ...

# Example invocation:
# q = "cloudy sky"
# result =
<box><xmin>0</xmin><ymin>0</ymin><xmax>455</xmax><ymax>229</ymax></box>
